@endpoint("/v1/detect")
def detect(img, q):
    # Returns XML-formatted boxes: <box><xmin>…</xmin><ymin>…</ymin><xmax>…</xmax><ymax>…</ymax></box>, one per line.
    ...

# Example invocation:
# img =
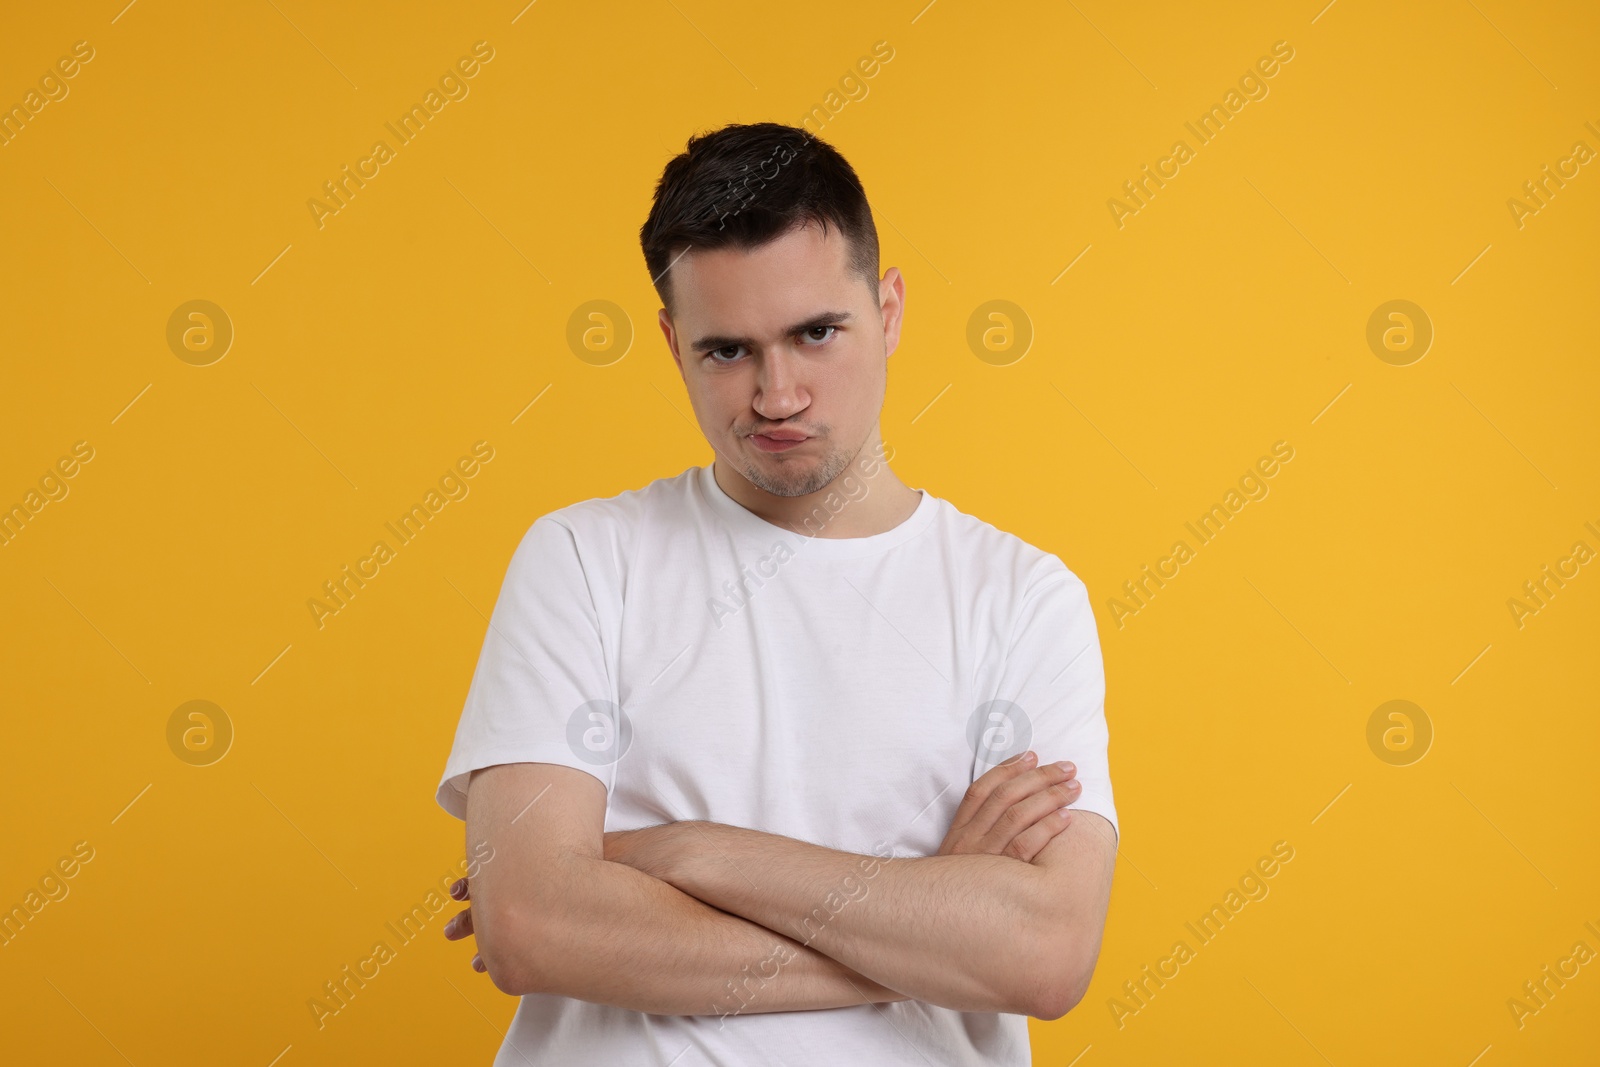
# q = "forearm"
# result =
<box><xmin>497</xmin><ymin>851</ymin><xmax>910</xmax><ymax>1016</ymax></box>
<box><xmin>646</xmin><ymin>822</ymin><xmax>1053</xmax><ymax>1015</ymax></box>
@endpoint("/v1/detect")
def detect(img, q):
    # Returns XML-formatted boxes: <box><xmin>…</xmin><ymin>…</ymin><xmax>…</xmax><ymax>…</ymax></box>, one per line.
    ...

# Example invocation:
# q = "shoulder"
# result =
<box><xmin>928</xmin><ymin>492</ymin><xmax>1088</xmax><ymax>602</ymax></box>
<box><xmin>509</xmin><ymin>465</ymin><xmax>700</xmax><ymax>571</ymax></box>
<box><xmin>539</xmin><ymin>466</ymin><xmax>695</xmax><ymax>532</ymax></box>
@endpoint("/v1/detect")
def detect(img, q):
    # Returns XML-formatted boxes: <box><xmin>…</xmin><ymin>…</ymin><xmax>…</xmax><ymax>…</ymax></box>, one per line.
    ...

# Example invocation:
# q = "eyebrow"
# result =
<box><xmin>689</xmin><ymin>310</ymin><xmax>854</xmax><ymax>353</ymax></box>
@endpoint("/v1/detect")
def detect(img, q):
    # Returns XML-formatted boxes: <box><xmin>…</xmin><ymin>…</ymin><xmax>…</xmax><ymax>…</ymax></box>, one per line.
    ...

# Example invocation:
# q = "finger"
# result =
<box><xmin>472</xmin><ymin>954</ymin><xmax>485</xmax><ymax>973</ymax></box>
<box><xmin>965</xmin><ymin>761</ymin><xmax>1076</xmax><ymax>841</ymax></box>
<box><xmin>981</xmin><ymin>777</ymin><xmax>1082</xmax><ymax>855</ymax></box>
<box><xmin>1003</xmin><ymin>807</ymin><xmax>1075</xmax><ymax>863</ymax></box>
<box><xmin>450</xmin><ymin>877</ymin><xmax>470</xmax><ymax>901</ymax></box>
<box><xmin>946</xmin><ymin>751</ymin><xmax>1038</xmax><ymax>837</ymax></box>
<box><xmin>985</xmin><ymin>771</ymin><xmax>1088</xmax><ymax>857</ymax></box>
<box><xmin>971</xmin><ymin>774</ymin><xmax>1081</xmax><ymax>856</ymax></box>
<box><xmin>991</xmin><ymin>775</ymin><xmax>1082</xmax><ymax>839</ymax></box>
<box><xmin>444</xmin><ymin>907</ymin><xmax>474</xmax><ymax>941</ymax></box>
<box><xmin>940</xmin><ymin>752</ymin><xmax>1038</xmax><ymax>854</ymax></box>
<box><xmin>940</xmin><ymin>760</ymin><xmax>1074</xmax><ymax>856</ymax></box>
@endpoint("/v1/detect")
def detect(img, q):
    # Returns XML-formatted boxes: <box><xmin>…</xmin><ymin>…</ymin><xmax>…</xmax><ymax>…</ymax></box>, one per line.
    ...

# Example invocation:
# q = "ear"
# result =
<box><xmin>879</xmin><ymin>267</ymin><xmax>905</xmax><ymax>359</ymax></box>
<box><xmin>658</xmin><ymin>308</ymin><xmax>684</xmax><ymax>377</ymax></box>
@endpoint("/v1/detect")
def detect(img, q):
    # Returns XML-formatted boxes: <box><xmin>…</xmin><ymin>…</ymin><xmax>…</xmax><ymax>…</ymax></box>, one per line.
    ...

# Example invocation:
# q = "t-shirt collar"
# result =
<box><xmin>697</xmin><ymin>461</ymin><xmax>935</xmax><ymax>561</ymax></box>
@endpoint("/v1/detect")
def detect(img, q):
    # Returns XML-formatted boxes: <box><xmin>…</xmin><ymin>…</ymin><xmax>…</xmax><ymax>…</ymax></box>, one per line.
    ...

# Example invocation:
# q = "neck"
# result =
<box><xmin>712</xmin><ymin>446</ymin><xmax>920</xmax><ymax>539</ymax></box>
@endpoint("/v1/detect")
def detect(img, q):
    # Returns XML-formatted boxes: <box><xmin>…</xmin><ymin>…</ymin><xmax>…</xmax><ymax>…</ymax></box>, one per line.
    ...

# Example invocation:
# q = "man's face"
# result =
<box><xmin>659</xmin><ymin>220</ymin><xmax>903</xmax><ymax>498</ymax></box>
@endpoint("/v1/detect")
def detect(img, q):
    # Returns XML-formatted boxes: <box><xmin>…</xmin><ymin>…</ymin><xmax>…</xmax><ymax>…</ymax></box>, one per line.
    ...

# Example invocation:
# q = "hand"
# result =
<box><xmin>937</xmin><ymin>751</ymin><xmax>1082</xmax><ymax>862</ymax></box>
<box><xmin>442</xmin><ymin>877</ymin><xmax>487</xmax><ymax>973</ymax></box>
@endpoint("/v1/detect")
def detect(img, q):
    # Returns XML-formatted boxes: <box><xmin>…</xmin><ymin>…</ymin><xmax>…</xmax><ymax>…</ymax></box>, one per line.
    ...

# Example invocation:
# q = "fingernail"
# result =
<box><xmin>1023</xmin><ymin>751</ymin><xmax>1036</xmax><ymax>764</ymax></box>
<box><xmin>1054</xmin><ymin>761</ymin><xmax>1073</xmax><ymax>773</ymax></box>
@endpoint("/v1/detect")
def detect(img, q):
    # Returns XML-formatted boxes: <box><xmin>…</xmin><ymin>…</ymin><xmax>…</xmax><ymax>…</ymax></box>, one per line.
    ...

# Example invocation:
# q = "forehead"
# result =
<box><xmin>671</xmin><ymin>222</ymin><xmax>860</xmax><ymax>332</ymax></box>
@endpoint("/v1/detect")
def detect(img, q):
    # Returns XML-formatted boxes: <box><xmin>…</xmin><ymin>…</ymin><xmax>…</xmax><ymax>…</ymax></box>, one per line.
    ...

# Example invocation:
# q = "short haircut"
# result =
<box><xmin>639</xmin><ymin>122</ymin><xmax>880</xmax><ymax>318</ymax></box>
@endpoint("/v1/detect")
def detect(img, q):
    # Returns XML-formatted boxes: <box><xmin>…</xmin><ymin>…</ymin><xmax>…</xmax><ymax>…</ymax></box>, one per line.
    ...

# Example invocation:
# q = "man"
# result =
<box><xmin>435</xmin><ymin>121</ymin><xmax>1118</xmax><ymax>1065</ymax></box>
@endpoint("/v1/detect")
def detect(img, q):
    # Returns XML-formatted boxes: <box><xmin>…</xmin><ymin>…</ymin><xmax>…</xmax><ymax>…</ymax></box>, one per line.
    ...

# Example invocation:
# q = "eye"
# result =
<box><xmin>799</xmin><ymin>325</ymin><xmax>837</xmax><ymax>345</ymax></box>
<box><xmin>706</xmin><ymin>345</ymin><xmax>746</xmax><ymax>364</ymax></box>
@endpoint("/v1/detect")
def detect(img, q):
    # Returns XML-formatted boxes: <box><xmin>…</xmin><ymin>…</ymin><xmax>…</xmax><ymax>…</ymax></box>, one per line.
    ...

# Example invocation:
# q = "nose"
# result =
<box><xmin>753</xmin><ymin>347</ymin><xmax>808</xmax><ymax>420</ymax></box>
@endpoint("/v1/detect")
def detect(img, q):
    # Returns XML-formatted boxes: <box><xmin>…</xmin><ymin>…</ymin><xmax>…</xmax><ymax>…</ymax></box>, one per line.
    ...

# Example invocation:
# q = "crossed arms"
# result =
<box><xmin>448</xmin><ymin>754</ymin><xmax>1116</xmax><ymax>1021</ymax></box>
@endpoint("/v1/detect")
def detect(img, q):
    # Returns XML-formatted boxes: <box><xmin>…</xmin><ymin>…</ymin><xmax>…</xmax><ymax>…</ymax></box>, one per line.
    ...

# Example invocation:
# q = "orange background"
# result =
<box><xmin>1</xmin><ymin>1</ymin><xmax>1596</xmax><ymax>1063</ymax></box>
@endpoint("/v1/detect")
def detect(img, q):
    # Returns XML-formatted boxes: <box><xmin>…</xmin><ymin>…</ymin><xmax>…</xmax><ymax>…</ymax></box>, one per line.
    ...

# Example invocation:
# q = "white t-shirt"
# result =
<box><xmin>436</xmin><ymin>461</ymin><xmax>1118</xmax><ymax>1066</ymax></box>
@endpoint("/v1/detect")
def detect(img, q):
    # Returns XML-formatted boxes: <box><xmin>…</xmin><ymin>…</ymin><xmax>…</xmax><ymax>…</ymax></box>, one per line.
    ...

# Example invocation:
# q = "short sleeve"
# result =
<box><xmin>991</xmin><ymin>568</ymin><xmax>1119</xmax><ymax>844</ymax></box>
<box><xmin>435</xmin><ymin>516</ymin><xmax>618</xmax><ymax>821</ymax></box>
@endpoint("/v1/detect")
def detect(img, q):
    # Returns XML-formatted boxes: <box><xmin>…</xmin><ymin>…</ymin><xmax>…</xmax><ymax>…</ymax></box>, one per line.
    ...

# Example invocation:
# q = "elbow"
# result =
<box><xmin>474</xmin><ymin>854</ymin><xmax>605</xmax><ymax>1000</ymax></box>
<box><xmin>482</xmin><ymin>954</ymin><xmax>532</xmax><ymax>998</ymax></box>
<box><xmin>1029</xmin><ymin>972</ymin><xmax>1088</xmax><ymax>1021</ymax></box>
<box><xmin>474</xmin><ymin>906</ymin><xmax>542</xmax><ymax>997</ymax></box>
<box><xmin>1022</xmin><ymin>939</ymin><xmax>1097</xmax><ymax>1021</ymax></box>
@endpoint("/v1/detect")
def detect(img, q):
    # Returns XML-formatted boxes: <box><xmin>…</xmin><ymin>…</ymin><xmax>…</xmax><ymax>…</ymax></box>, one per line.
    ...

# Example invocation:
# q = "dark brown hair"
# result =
<box><xmin>639</xmin><ymin>122</ymin><xmax>880</xmax><ymax>316</ymax></box>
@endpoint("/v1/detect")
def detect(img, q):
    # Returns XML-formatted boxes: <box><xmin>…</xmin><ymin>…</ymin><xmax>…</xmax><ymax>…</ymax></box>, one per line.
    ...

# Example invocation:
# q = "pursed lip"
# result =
<box><xmin>748</xmin><ymin>431</ymin><xmax>809</xmax><ymax>453</ymax></box>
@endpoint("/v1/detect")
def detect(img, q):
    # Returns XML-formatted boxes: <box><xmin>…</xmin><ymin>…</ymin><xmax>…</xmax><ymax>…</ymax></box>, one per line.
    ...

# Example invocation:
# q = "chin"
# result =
<box><xmin>741</xmin><ymin>448</ymin><xmax>843</xmax><ymax>499</ymax></box>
